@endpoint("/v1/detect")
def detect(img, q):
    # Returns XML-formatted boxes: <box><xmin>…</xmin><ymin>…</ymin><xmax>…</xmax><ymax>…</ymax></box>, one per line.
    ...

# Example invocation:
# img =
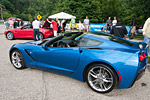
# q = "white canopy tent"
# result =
<box><xmin>48</xmin><ymin>12</ymin><xmax>76</xmax><ymax>19</ymax></box>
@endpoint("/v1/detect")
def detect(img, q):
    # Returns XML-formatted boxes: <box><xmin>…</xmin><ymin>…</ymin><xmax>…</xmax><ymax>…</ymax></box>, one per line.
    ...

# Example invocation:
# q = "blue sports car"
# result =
<box><xmin>9</xmin><ymin>32</ymin><xmax>148</xmax><ymax>93</ymax></box>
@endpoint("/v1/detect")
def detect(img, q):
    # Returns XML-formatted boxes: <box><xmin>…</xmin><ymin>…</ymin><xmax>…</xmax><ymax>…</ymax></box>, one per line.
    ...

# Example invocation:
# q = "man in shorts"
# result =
<box><xmin>84</xmin><ymin>16</ymin><xmax>90</xmax><ymax>33</ymax></box>
<box><xmin>130</xmin><ymin>16</ymin><xmax>136</xmax><ymax>39</ymax></box>
<box><xmin>71</xmin><ymin>18</ymin><xmax>75</xmax><ymax>32</ymax></box>
<box><xmin>47</xmin><ymin>18</ymin><xmax>58</xmax><ymax>37</ymax></box>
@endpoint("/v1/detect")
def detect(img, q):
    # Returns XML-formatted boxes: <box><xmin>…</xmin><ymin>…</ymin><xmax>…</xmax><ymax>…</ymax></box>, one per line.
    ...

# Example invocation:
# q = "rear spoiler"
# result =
<box><xmin>133</xmin><ymin>42</ymin><xmax>148</xmax><ymax>50</ymax></box>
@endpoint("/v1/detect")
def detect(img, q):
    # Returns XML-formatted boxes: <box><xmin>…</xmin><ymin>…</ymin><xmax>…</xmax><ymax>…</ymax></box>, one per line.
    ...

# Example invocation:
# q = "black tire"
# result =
<box><xmin>38</xmin><ymin>32</ymin><xmax>44</xmax><ymax>40</ymax></box>
<box><xmin>10</xmin><ymin>49</ymin><xmax>26</xmax><ymax>69</ymax></box>
<box><xmin>6</xmin><ymin>32</ymin><xmax>14</xmax><ymax>40</ymax></box>
<box><xmin>85</xmin><ymin>63</ymin><xmax>117</xmax><ymax>93</ymax></box>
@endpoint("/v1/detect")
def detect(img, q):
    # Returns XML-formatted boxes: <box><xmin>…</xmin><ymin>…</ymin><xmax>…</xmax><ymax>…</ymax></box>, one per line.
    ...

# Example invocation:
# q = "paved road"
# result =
<box><xmin>0</xmin><ymin>24</ymin><xmax>150</xmax><ymax>100</ymax></box>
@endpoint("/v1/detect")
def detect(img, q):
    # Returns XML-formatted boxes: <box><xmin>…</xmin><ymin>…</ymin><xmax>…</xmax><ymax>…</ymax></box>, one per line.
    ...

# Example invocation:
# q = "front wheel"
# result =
<box><xmin>10</xmin><ymin>49</ymin><xmax>26</xmax><ymax>69</ymax></box>
<box><xmin>6</xmin><ymin>32</ymin><xmax>14</xmax><ymax>40</ymax></box>
<box><xmin>86</xmin><ymin>64</ymin><xmax>117</xmax><ymax>93</ymax></box>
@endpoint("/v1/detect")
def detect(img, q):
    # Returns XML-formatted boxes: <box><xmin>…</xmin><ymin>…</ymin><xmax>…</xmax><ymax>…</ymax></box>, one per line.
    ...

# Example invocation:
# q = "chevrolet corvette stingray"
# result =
<box><xmin>9</xmin><ymin>32</ymin><xmax>148</xmax><ymax>93</ymax></box>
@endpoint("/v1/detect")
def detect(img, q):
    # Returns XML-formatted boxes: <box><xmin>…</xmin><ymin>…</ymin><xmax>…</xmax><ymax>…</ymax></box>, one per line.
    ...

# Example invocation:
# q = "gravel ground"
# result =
<box><xmin>0</xmin><ymin>24</ymin><xmax>150</xmax><ymax>100</ymax></box>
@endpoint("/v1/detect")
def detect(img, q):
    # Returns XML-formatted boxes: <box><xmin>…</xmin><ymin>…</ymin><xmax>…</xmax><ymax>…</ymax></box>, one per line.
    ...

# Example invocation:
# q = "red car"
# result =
<box><xmin>4</xmin><ymin>20</ymin><xmax>54</xmax><ymax>40</ymax></box>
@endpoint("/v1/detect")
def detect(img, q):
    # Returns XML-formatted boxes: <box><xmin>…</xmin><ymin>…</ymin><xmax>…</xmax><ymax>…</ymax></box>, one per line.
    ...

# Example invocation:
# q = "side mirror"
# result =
<box><xmin>42</xmin><ymin>44</ymin><xmax>48</xmax><ymax>50</ymax></box>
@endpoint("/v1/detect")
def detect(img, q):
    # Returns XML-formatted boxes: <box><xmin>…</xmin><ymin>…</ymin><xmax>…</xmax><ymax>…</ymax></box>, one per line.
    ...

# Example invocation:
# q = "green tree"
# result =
<box><xmin>28</xmin><ymin>14</ymin><xmax>33</xmax><ymax>23</ymax></box>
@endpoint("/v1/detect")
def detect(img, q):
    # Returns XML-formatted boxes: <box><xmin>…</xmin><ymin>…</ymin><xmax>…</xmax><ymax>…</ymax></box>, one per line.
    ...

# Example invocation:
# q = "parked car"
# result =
<box><xmin>135</xmin><ymin>26</ymin><xmax>143</xmax><ymax>35</ymax></box>
<box><xmin>9</xmin><ymin>32</ymin><xmax>148</xmax><ymax>93</ymax></box>
<box><xmin>4</xmin><ymin>20</ymin><xmax>53</xmax><ymax>40</ymax></box>
<box><xmin>23</xmin><ymin>21</ymin><xmax>30</xmax><ymax>26</ymax></box>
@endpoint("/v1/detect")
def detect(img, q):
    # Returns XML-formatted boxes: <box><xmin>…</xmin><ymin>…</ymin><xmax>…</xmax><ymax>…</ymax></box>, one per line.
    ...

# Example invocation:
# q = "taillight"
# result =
<box><xmin>139</xmin><ymin>54</ymin><xmax>146</xmax><ymax>62</ymax></box>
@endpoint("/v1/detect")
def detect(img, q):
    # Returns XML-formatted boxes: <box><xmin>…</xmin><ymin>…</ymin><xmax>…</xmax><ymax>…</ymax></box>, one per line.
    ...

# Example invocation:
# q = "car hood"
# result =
<box><xmin>42</xmin><ymin>19</ymin><xmax>50</xmax><ymax>28</ymax></box>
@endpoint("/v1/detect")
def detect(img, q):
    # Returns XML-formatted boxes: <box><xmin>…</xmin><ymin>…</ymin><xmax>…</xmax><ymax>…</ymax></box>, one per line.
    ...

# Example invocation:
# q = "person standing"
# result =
<box><xmin>56</xmin><ymin>18</ymin><xmax>61</xmax><ymax>35</ymax></box>
<box><xmin>110</xmin><ymin>18</ymin><xmax>128</xmax><ymax>39</ymax></box>
<box><xmin>4</xmin><ymin>20</ymin><xmax>9</xmax><ymax>30</ymax></box>
<box><xmin>112</xmin><ymin>16</ymin><xmax>117</xmax><ymax>26</ymax></box>
<box><xmin>71</xmin><ymin>17</ymin><xmax>75</xmax><ymax>32</ymax></box>
<box><xmin>62</xmin><ymin>20</ymin><xmax>66</xmax><ymax>32</ymax></box>
<box><xmin>78</xmin><ymin>20</ymin><xmax>84</xmax><ymax>32</ymax></box>
<box><xmin>143</xmin><ymin>17</ymin><xmax>150</xmax><ymax>56</ymax></box>
<box><xmin>32</xmin><ymin>17</ymin><xmax>40</xmax><ymax>41</ymax></box>
<box><xmin>61</xmin><ymin>19</ymin><xmax>65</xmax><ymax>27</ymax></box>
<box><xmin>8</xmin><ymin>19</ymin><xmax>14</xmax><ymax>29</ymax></box>
<box><xmin>47</xmin><ymin>18</ymin><xmax>58</xmax><ymax>37</ymax></box>
<box><xmin>106</xmin><ymin>17</ymin><xmax>112</xmax><ymax>32</ymax></box>
<box><xmin>84</xmin><ymin>16</ymin><xmax>90</xmax><ymax>33</ymax></box>
<box><xmin>130</xmin><ymin>16</ymin><xmax>136</xmax><ymax>39</ymax></box>
<box><xmin>13</xmin><ymin>19</ymin><xmax>18</xmax><ymax>29</ymax></box>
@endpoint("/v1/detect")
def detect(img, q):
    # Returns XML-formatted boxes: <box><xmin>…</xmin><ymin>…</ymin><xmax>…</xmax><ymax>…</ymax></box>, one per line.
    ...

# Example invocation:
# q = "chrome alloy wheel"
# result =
<box><xmin>7</xmin><ymin>32</ymin><xmax>14</xmax><ymax>40</ymax></box>
<box><xmin>11</xmin><ymin>51</ymin><xmax>23</xmax><ymax>68</ymax></box>
<box><xmin>39</xmin><ymin>33</ymin><xmax>44</xmax><ymax>40</ymax></box>
<box><xmin>87</xmin><ymin>66</ymin><xmax>113</xmax><ymax>92</ymax></box>
<box><xmin>36</xmin><ymin>33</ymin><xmax>44</xmax><ymax>40</ymax></box>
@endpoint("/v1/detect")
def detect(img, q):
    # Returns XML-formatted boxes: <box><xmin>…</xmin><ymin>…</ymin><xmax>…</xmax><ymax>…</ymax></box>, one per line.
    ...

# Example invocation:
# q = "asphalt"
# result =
<box><xmin>0</xmin><ymin>24</ymin><xmax>150</xmax><ymax>100</ymax></box>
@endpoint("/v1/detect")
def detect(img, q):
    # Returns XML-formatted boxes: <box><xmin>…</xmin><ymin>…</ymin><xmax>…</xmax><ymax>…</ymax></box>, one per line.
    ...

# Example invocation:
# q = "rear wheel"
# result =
<box><xmin>37</xmin><ymin>32</ymin><xmax>44</xmax><ymax>40</ymax></box>
<box><xmin>6</xmin><ymin>32</ymin><xmax>14</xmax><ymax>40</ymax></box>
<box><xmin>86</xmin><ymin>64</ymin><xmax>117</xmax><ymax>93</ymax></box>
<box><xmin>10</xmin><ymin>49</ymin><xmax>26</xmax><ymax>69</ymax></box>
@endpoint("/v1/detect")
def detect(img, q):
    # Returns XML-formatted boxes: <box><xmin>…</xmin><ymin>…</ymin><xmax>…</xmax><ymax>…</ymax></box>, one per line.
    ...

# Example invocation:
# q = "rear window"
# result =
<box><xmin>92</xmin><ymin>33</ymin><xmax>134</xmax><ymax>46</ymax></box>
<box><xmin>78</xmin><ymin>37</ymin><xmax>102</xmax><ymax>47</ymax></box>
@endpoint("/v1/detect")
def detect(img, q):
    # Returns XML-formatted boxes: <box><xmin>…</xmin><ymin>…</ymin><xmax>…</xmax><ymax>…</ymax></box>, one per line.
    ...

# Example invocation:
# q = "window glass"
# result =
<box><xmin>92</xmin><ymin>33</ymin><xmax>134</xmax><ymax>46</ymax></box>
<box><xmin>78</xmin><ymin>37</ymin><xmax>102</xmax><ymax>47</ymax></box>
<box><xmin>22</xmin><ymin>24</ymin><xmax>32</xmax><ymax>29</ymax></box>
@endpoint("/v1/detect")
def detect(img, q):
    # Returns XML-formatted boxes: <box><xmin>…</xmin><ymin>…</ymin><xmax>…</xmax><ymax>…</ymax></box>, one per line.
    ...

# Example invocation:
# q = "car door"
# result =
<box><xmin>35</xmin><ymin>47</ymin><xmax>80</xmax><ymax>73</ymax></box>
<box><xmin>17</xmin><ymin>24</ymin><xmax>33</xmax><ymax>38</ymax></box>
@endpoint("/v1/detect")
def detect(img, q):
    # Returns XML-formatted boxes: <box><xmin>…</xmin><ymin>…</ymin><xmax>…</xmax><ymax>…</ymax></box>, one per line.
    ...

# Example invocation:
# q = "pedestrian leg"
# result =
<box><xmin>34</xmin><ymin>29</ymin><xmax>36</xmax><ymax>41</ymax></box>
<box><xmin>37</xmin><ymin>29</ymin><xmax>40</xmax><ymax>40</ymax></box>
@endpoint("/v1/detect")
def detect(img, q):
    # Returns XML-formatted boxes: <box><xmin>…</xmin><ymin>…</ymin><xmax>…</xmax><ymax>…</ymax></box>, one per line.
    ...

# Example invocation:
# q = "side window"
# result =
<box><xmin>78</xmin><ymin>37</ymin><xmax>102</xmax><ymax>47</ymax></box>
<box><xmin>22</xmin><ymin>24</ymin><xmax>32</xmax><ymax>29</ymax></box>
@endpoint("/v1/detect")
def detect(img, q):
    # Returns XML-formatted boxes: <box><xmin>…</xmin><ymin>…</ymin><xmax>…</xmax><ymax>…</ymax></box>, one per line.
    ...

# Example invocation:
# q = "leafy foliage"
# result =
<box><xmin>0</xmin><ymin>0</ymin><xmax>149</xmax><ymax>25</ymax></box>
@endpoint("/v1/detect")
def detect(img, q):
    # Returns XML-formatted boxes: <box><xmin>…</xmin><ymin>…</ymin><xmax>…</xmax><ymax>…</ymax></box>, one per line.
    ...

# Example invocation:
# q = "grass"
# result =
<box><xmin>148</xmin><ymin>57</ymin><xmax>150</xmax><ymax>64</ymax></box>
<box><xmin>0</xmin><ymin>22</ymin><xmax>4</xmax><ymax>24</ymax></box>
<box><xmin>127</xmin><ymin>35</ymin><xmax>144</xmax><ymax>40</ymax></box>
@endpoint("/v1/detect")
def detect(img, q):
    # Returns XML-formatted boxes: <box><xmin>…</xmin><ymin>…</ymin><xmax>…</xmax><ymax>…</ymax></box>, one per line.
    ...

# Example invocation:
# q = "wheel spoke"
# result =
<box><xmin>99</xmin><ymin>67</ymin><xmax>102</xmax><ymax>76</ymax></box>
<box><xmin>102</xmin><ymin>68</ymin><xmax>105</xmax><ymax>75</ymax></box>
<box><xmin>102</xmin><ymin>83</ymin><xmax>107</xmax><ymax>90</ymax></box>
<box><xmin>12</xmin><ymin>55</ymin><xmax>17</xmax><ymax>59</ymax></box>
<box><xmin>92</xmin><ymin>79</ymin><xmax>98</xmax><ymax>83</ymax></box>
<box><xmin>89</xmin><ymin>70</ymin><xmax>98</xmax><ymax>79</ymax></box>
<box><xmin>99</xmin><ymin>83</ymin><xmax>103</xmax><ymax>89</ymax></box>
<box><xmin>17</xmin><ymin>63</ymin><xmax>22</xmax><ymax>68</ymax></box>
<box><xmin>93</xmin><ymin>81</ymin><xmax>98</xmax><ymax>86</ymax></box>
<box><xmin>103</xmin><ymin>78</ymin><xmax>113</xmax><ymax>83</ymax></box>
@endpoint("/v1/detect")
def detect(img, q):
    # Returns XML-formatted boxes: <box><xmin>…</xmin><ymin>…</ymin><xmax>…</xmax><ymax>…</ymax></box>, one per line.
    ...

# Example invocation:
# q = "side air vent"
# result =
<box><xmin>24</xmin><ymin>50</ymin><xmax>36</xmax><ymax>61</ymax></box>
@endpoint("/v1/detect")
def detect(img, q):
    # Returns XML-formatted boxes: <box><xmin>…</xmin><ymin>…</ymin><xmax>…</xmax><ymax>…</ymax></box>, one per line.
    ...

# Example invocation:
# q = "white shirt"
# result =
<box><xmin>32</xmin><ymin>20</ymin><xmax>40</xmax><ymax>29</ymax></box>
<box><xmin>143</xmin><ymin>18</ymin><xmax>150</xmax><ymax>38</ymax></box>
<box><xmin>84</xmin><ymin>19</ymin><xmax>89</xmax><ymax>25</ymax></box>
<box><xmin>112</xmin><ymin>20</ymin><xmax>117</xmax><ymax>26</ymax></box>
